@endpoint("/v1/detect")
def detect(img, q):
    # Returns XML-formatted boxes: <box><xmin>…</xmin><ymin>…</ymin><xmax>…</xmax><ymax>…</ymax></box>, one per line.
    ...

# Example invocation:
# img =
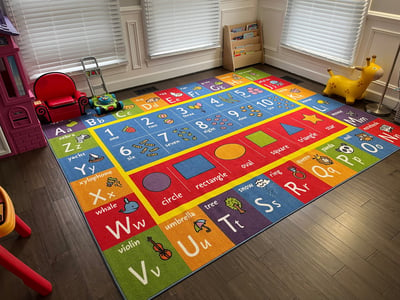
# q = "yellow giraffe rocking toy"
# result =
<box><xmin>323</xmin><ymin>55</ymin><xmax>384</xmax><ymax>105</ymax></box>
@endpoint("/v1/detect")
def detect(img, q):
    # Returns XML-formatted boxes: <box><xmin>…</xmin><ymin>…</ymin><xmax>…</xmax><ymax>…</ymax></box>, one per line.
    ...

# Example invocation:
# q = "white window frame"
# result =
<box><xmin>3</xmin><ymin>0</ymin><xmax>126</xmax><ymax>80</ymax></box>
<box><xmin>142</xmin><ymin>0</ymin><xmax>221</xmax><ymax>59</ymax></box>
<box><xmin>281</xmin><ymin>0</ymin><xmax>368</xmax><ymax>66</ymax></box>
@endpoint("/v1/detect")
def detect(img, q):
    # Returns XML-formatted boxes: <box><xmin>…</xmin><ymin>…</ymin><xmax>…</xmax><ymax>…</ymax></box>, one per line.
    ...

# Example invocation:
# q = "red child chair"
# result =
<box><xmin>33</xmin><ymin>72</ymin><xmax>88</xmax><ymax>124</ymax></box>
<box><xmin>0</xmin><ymin>186</ymin><xmax>52</xmax><ymax>296</ymax></box>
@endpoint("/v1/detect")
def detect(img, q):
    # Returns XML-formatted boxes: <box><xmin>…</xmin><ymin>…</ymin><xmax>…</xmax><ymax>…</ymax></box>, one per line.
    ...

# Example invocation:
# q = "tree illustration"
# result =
<box><xmin>225</xmin><ymin>197</ymin><xmax>246</xmax><ymax>214</ymax></box>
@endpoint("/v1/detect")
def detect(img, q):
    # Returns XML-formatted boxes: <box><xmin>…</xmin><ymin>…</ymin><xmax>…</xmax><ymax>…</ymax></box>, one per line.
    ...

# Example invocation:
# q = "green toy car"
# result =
<box><xmin>88</xmin><ymin>93</ymin><xmax>124</xmax><ymax>115</ymax></box>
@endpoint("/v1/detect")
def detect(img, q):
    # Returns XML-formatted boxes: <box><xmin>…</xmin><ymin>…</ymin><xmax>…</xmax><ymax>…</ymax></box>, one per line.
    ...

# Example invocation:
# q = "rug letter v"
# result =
<box><xmin>128</xmin><ymin>260</ymin><xmax>160</xmax><ymax>285</ymax></box>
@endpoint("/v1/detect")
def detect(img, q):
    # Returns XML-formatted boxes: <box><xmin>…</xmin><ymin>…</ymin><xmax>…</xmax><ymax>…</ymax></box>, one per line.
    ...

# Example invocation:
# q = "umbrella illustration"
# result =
<box><xmin>194</xmin><ymin>219</ymin><xmax>211</xmax><ymax>233</ymax></box>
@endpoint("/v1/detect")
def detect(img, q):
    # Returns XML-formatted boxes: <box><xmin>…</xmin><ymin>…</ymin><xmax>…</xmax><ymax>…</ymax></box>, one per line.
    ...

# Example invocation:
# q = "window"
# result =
<box><xmin>7</xmin><ymin>56</ymin><xmax>26</xmax><ymax>96</ymax></box>
<box><xmin>281</xmin><ymin>0</ymin><xmax>368</xmax><ymax>65</ymax></box>
<box><xmin>143</xmin><ymin>0</ymin><xmax>220</xmax><ymax>59</ymax></box>
<box><xmin>3</xmin><ymin>0</ymin><xmax>126</xmax><ymax>79</ymax></box>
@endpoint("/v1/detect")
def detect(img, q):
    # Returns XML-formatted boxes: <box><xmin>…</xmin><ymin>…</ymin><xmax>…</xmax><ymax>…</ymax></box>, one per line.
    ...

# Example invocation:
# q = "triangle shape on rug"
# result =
<box><xmin>280</xmin><ymin>122</ymin><xmax>304</xmax><ymax>135</ymax></box>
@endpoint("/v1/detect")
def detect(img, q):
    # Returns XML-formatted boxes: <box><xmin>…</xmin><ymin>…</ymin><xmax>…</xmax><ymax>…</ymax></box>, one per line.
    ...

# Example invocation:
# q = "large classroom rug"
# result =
<box><xmin>42</xmin><ymin>67</ymin><xmax>400</xmax><ymax>299</ymax></box>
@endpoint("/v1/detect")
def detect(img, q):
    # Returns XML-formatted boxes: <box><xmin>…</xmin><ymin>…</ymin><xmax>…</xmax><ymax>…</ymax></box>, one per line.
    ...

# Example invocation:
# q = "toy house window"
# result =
<box><xmin>0</xmin><ymin>56</ymin><xmax>27</xmax><ymax>98</ymax></box>
<box><xmin>9</xmin><ymin>106</ymin><xmax>31</xmax><ymax>128</ymax></box>
<box><xmin>7</xmin><ymin>56</ymin><xmax>26</xmax><ymax>96</ymax></box>
<box><xmin>0</xmin><ymin>125</ymin><xmax>12</xmax><ymax>156</ymax></box>
<box><xmin>142</xmin><ymin>0</ymin><xmax>220</xmax><ymax>59</ymax></box>
<box><xmin>0</xmin><ymin>57</ymin><xmax>15</xmax><ymax>98</ymax></box>
<box><xmin>281</xmin><ymin>0</ymin><xmax>368</xmax><ymax>66</ymax></box>
<box><xmin>3</xmin><ymin>0</ymin><xmax>126</xmax><ymax>79</ymax></box>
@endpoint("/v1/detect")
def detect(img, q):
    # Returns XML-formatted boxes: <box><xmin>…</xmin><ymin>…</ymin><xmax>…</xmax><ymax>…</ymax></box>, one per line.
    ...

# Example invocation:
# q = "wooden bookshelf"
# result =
<box><xmin>223</xmin><ymin>21</ymin><xmax>264</xmax><ymax>71</ymax></box>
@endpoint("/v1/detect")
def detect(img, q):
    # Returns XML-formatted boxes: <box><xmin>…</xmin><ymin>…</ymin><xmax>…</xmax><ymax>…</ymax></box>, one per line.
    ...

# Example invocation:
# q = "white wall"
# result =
<box><xmin>259</xmin><ymin>0</ymin><xmax>400</xmax><ymax>108</ymax></box>
<box><xmin>75</xmin><ymin>0</ymin><xmax>259</xmax><ymax>93</ymax></box>
<box><xmin>75</xmin><ymin>0</ymin><xmax>399</xmax><ymax>109</ymax></box>
<box><xmin>370</xmin><ymin>0</ymin><xmax>400</xmax><ymax>15</ymax></box>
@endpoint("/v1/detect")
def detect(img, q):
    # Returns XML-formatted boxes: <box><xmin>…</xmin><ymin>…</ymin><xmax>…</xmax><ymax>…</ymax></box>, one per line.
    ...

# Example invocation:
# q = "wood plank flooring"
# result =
<box><xmin>1</xmin><ymin>64</ymin><xmax>399</xmax><ymax>299</ymax></box>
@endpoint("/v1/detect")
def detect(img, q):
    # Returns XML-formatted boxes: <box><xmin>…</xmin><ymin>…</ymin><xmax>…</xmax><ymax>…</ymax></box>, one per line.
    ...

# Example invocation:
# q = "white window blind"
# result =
<box><xmin>3</xmin><ymin>0</ymin><xmax>126</xmax><ymax>79</ymax></box>
<box><xmin>143</xmin><ymin>0</ymin><xmax>220</xmax><ymax>59</ymax></box>
<box><xmin>281</xmin><ymin>0</ymin><xmax>368</xmax><ymax>65</ymax></box>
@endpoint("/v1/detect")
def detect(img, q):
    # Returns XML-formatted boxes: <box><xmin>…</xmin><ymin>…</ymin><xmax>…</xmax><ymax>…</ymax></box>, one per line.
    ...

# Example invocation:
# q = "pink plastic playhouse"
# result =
<box><xmin>0</xmin><ymin>12</ymin><xmax>47</xmax><ymax>158</ymax></box>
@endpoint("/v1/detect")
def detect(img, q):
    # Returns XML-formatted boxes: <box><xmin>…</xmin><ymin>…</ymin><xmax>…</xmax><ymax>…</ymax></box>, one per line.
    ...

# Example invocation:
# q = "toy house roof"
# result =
<box><xmin>0</xmin><ymin>10</ymin><xmax>19</xmax><ymax>36</ymax></box>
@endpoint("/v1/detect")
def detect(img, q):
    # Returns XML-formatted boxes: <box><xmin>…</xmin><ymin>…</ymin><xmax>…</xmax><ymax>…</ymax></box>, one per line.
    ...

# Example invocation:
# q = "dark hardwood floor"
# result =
<box><xmin>1</xmin><ymin>64</ymin><xmax>400</xmax><ymax>300</ymax></box>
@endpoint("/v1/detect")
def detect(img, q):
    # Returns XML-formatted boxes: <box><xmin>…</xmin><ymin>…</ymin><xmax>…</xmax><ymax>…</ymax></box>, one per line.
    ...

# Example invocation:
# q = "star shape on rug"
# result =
<box><xmin>302</xmin><ymin>114</ymin><xmax>322</xmax><ymax>124</ymax></box>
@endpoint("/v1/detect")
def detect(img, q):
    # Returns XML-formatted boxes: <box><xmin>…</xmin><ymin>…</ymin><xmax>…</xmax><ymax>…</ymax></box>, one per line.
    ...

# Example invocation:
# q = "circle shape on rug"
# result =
<box><xmin>215</xmin><ymin>143</ymin><xmax>246</xmax><ymax>160</ymax></box>
<box><xmin>142</xmin><ymin>172</ymin><xmax>171</xmax><ymax>192</ymax></box>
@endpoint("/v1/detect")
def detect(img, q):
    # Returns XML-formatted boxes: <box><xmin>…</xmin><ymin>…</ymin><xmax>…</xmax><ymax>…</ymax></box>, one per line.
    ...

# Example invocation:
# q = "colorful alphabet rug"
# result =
<box><xmin>43</xmin><ymin>67</ymin><xmax>400</xmax><ymax>299</ymax></box>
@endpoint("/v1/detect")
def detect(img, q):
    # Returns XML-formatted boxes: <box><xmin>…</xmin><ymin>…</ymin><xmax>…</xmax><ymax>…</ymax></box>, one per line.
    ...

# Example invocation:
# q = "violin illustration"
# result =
<box><xmin>147</xmin><ymin>237</ymin><xmax>172</xmax><ymax>261</ymax></box>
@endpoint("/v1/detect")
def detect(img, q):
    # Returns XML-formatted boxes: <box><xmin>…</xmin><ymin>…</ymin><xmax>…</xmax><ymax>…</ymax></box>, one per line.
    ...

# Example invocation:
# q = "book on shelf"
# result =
<box><xmin>243</xmin><ymin>32</ymin><xmax>255</xmax><ymax>39</ymax></box>
<box><xmin>246</xmin><ymin>23</ymin><xmax>258</xmax><ymax>30</ymax></box>
<box><xmin>234</xmin><ymin>49</ymin><xmax>246</xmax><ymax>56</ymax></box>
<box><xmin>232</xmin><ymin>32</ymin><xmax>256</xmax><ymax>41</ymax></box>
<box><xmin>231</xmin><ymin>26</ymin><xmax>245</xmax><ymax>33</ymax></box>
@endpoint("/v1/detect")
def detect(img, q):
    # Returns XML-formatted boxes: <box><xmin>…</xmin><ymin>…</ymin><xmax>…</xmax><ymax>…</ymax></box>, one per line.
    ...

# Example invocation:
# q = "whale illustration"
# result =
<box><xmin>119</xmin><ymin>198</ymin><xmax>139</xmax><ymax>214</ymax></box>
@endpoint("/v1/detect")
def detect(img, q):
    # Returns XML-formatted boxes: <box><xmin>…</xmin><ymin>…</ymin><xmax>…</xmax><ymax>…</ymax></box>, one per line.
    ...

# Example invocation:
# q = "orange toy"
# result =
<box><xmin>323</xmin><ymin>55</ymin><xmax>384</xmax><ymax>105</ymax></box>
